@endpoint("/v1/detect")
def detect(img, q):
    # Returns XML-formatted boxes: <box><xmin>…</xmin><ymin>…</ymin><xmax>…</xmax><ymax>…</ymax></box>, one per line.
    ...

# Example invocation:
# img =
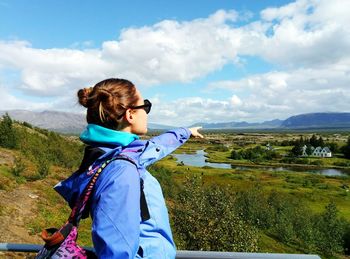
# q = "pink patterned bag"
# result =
<box><xmin>36</xmin><ymin>157</ymin><xmax>118</xmax><ymax>259</ymax></box>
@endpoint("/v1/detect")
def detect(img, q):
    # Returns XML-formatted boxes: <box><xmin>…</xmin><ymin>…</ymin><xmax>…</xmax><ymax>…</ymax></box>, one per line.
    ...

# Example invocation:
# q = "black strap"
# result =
<box><xmin>112</xmin><ymin>156</ymin><xmax>150</xmax><ymax>221</ymax></box>
<box><xmin>140</xmin><ymin>179</ymin><xmax>150</xmax><ymax>221</ymax></box>
<box><xmin>70</xmin><ymin>154</ymin><xmax>150</xmax><ymax>226</ymax></box>
<box><xmin>137</xmin><ymin>246</ymin><xmax>144</xmax><ymax>257</ymax></box>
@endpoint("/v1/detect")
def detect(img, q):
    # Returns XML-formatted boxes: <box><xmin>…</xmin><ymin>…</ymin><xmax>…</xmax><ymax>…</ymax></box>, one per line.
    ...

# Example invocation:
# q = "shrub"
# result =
<box><xmin>149</xmin><ymin>165</ymin><xmax>179</xmax><ymax>199</ymax></box>
<box><xmin>37</xmin><ymin>158</ymin><xmax>50</xmax><ymax>179</ymax></box>
<box><xmin>341</xmin><ymin>136</ymin><xmax>350</xmax><ymax>159</ymax></box>
<box><xmin>172</xmin><ymin>175</ymin><xmax>258</xmax><ymax>252</ymax></box>
<box><xmin>10</xmin><ymin>156</ymin><xmax>26</xmax><ymax>177</ymax></box>
<box><xmin>313</xmin><ymin>202</ymin><xmax>345</xmax><ymax>256</ymax></box>
<box><xmin>230</xmin><ymin>146</ymin><xmax>278</xmax><ymax>162</ymax></box>
<box><xmin>0</xmin><ymin>113</ymin><xmax>17</xmax><ymax>149</ymax></box>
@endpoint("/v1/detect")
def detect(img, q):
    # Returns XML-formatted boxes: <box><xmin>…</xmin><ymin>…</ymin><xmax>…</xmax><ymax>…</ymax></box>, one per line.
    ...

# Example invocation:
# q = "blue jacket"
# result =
<box><xmin>54</xmin><ymin>125</ymin><xmax>191</xmax><ymax>258</ymax></box>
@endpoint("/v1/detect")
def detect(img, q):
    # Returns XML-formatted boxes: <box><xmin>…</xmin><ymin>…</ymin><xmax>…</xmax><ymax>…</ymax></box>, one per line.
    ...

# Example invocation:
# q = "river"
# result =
<box><xmin>172</xmin><ymin>150</ymin><xmax>350</xmax><ymax>177</ymax></box>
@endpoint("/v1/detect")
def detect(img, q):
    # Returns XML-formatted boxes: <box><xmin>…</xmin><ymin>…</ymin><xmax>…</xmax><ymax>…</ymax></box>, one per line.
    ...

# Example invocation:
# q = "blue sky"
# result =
<box><xmin>1</xmin><ymin>0</ymin><xmax>349</xmax><ymax>126</ymax></box>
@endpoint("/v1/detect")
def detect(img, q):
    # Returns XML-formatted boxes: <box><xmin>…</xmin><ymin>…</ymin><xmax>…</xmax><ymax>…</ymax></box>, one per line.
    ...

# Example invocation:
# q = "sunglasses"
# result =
<box><xmin>130</xmin><ymin>99</ymin><xmax>152</xmax><ymax>114</ymax></box>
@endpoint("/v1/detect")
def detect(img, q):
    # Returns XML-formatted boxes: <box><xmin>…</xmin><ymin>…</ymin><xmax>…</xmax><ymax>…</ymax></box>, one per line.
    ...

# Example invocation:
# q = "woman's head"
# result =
<box><xmin>77</xmin><ymin>78</ymin><xmax>150</xmax><ymax>135</ymax></box>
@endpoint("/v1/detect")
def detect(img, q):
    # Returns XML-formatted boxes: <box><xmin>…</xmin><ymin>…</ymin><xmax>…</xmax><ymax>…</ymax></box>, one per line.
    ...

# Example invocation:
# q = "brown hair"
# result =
<box><xmin>77</xmin><ymin>78</ymin><xmax>139</xmax><ymax>129</ymax></box>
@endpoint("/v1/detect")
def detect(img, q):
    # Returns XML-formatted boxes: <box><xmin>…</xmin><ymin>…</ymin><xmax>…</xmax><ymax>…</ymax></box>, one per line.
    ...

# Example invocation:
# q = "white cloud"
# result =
<box><xmin>148</xmin><ymin>96</ymin><xmax>253</xmax><ymax>126</ymax></box>
<box><xmin>255</xmin><ymin>0</ymin><xmax>350</xmax><ymax>67</ymax></box>
<box><xmin>0</xmin><ymin>84</ymin><xmax>53</xmax><ymax>110</ymax></box>
<box><xmin>0</xmin><ymin>40</ymin><xmax>112</xmax><ymax>96</ymax></box>
<box><xmin>206</xmin><ymin>57</ymin><xmax>350</xmax><ymax>123</ymax></box>
<box><xmin>0</xmin><ymin>9</ymin><xmax>244</xmax><ymax>97</ymax></box>
<box><xmin>1</xmin><ymin>0</ymin><xmax>350</xmax><ymax>124</ymax></box>
<box><xmin>230</xmin><ymin>95</ymin><xmax>242</xmax><ymax>106</ymax></box>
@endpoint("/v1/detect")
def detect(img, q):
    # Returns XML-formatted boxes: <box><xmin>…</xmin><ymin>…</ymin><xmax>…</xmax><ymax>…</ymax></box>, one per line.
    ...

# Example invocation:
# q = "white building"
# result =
<box><xmin>312</xmin><ymin>146</ymin><xmax>332</xmax><ymax>157</ymax></box>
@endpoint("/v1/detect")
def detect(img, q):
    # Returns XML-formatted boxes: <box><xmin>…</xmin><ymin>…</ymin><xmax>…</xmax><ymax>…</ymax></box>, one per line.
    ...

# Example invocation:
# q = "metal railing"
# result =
<box><xmin>0</xmin><ymin>243</ymin><xmax>321</xmax><ymax>258</ymax></box>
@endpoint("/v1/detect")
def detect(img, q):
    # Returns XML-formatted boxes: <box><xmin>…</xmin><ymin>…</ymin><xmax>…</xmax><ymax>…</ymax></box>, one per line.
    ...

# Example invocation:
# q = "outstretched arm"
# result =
<box><xmin>139</xmin><ymin>127</ymin><xmax>203</xmax><ymax>168</ymax></box>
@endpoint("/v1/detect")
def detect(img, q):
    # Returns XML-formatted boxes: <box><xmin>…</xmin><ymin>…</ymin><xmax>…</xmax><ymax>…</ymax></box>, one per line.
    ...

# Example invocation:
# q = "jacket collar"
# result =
<box><xmin>80</xmin><ymin>124</ymin><xmax>140</xmax><ymax>147</ymax></box>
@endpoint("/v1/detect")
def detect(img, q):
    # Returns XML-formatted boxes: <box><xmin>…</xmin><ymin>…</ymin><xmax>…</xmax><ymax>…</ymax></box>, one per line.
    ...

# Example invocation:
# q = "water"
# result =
<box><xmin>172</xmin><ymin>150</ymin><xmax>350</xmax><ymax>177</ymax></box>
<box><xmin>174</xmin><ymin>150</ymin><xmax>232</xmax><ymax>169</ymax></box>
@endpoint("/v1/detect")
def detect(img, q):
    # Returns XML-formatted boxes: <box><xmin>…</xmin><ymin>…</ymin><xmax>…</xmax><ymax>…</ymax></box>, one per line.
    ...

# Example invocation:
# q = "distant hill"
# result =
<box><xmin>0</xmin><ymin>110</ymin><xmax>174</xmax><ymax>134</ymax></box>
<box><xmin>190</xmin><ymin>119</ymin><xmax>283</xmax><ymax>129</ymax></box>
<box><xmin>190</xmin><ymin>113</ymin><xmax>350</xmax><ymax>130</ymax></box>
<box><xmin>281</xmin><ymin>112</ymin><xmax>350</xmax><ymax>129</ymax></box>
<box><xmin>0</xmin><ymin>110</ymin><xmax>86</xmax><ymax>134</ymax></box>
<box><xmin>2</xmin><ymin>110</ymin><xmax>350</xmax><ymax>132</ymax></box>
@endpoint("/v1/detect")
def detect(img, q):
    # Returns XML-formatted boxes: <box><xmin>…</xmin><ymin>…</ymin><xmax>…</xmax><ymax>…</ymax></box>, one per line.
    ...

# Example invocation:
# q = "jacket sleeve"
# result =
<box><xmin>139</xmin><ymin>127</ymin><xmax>191</xmax><ymax>168</ymax></box>
<box><xmin>91</xmin><ymin>161</ymin><xmax>141</xmax><ymax>259</ymax></box>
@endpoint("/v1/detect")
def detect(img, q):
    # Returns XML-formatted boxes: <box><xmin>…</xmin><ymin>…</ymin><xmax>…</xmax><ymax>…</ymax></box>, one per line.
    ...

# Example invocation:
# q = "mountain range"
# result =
<box><xmin>1</xmin><ymin>110</ymin><xmax>350</xmax><ymax>133</ymax></box>
<box><xmin>0</xmin><ymin>110</ymin><xmax>174</xmax><ymax>133</ymax></box>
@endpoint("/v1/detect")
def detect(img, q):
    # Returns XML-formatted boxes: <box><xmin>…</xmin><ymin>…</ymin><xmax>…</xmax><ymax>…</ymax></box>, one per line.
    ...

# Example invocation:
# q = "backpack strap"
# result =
<box><xmin>115</xmin><ymin>155</ymin><xmax>150</xmax><ymax>221</ymax></box>
<box><xmin>68</xmin><ymin>154</ymin><xmax>150</xmax><ymax>226</ymax></box>
<box><xmin>68</xmin><ymin>156</ymin><xmax>118</xmax><ymax>226</ymax></box>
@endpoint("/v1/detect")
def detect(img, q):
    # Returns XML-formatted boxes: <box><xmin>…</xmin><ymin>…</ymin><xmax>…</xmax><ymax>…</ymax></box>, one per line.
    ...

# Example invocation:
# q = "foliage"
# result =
<box><xmin>10</xmin><ymin>156</ymin><xmax>26</xmax><ymax>177</ymax></box>
<box><xmin>37</xmin><ymin>157</ymin><xmax>51</xmax><ymax>179</ymax></box>
<box><xmin>289</xmin><ymin>134</ymin><xmax>341</xmax><ymax>158</ymax></box>
<box><xmin>0</xmin><ymin>113</ymin><xmax>17</xmax><ymax>149</ymax></box>
<box><xmin>149</xmin><ymin>164</ymin><xmax>179</xmax><ymax>199</ymax></box>
<box><xmin>233</xmin><ymin>185</ymin><xmax>347</xmax><ymax>256</ymax></box>
<box><xmin>309</xmin><ymin>134</ymin><xmax>324</xmax><ymax>148</ymax></box>
<box><xmin>290</xmin><ymin>143</ymin><xmax>303</xmax><ymax>156</ymax></box>
<box><xmin>0</xmin><ymin>114</ymin><xmax>83</xmax><ymax>182</ymax></box>
<box><xmin>172</xmin><ymin>175</ymin><xmax>258</xmax><ymax>252</ymax></box>
<box><xmin>313</xmin><ymin>202</ymin><xmax>345</xmax><ymax>256</ymax></box>
<box><xmin>341</xmin><ymin>136</ymin><xmax>350</xmax><ymax>159</ymax></box>
<box><xmin>230</xmin><ymin>145</ymin><xmax>279</xmax><ymax>162</ymax></box>
<box><xmin>206</xmin><ymin>144</ymin><xmax>229</xmax><ymax>152</ymax></box>
<box><xmin>14</xmin><ymin>119</ymin><xmax>82</xmax><ymax>170</ymax></box>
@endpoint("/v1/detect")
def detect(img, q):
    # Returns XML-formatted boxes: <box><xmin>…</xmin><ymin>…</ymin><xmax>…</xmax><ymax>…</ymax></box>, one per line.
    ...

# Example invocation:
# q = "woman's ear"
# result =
<box><xmin>124</xmin><ymin>109</ymin><xmax>134</xmax><ymax>124</ymax></box>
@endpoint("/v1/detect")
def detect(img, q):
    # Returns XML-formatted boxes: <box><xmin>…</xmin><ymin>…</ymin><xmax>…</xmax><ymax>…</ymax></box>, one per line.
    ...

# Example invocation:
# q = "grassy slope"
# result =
<box><xmin>1</xmin><ymin>129</ymin><xmax>349</xmax><ymax>255</ymax></box>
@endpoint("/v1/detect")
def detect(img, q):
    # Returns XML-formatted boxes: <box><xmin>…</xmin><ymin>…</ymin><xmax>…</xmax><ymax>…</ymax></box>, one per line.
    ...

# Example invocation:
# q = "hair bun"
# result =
<box><xmin>77</xmin><ymin>87</ymin><xmax>93</xmax><ymax>108</ymax></box>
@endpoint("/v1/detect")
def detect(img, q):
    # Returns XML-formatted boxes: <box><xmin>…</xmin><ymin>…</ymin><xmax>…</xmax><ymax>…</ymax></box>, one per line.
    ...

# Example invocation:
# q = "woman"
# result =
<box><xmin>54</xmin><ymin>78</ymin><xmax>203</xmax><ymax>258</ymax></box>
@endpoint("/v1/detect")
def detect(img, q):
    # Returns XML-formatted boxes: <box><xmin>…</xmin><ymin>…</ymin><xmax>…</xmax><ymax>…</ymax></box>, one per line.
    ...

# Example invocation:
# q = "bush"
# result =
<box><xmin>10</xmin><ymin>156</ymin><xmax>26</xmax><ymax>177</ymax></box>
<box><xmin>0</xmin><ymin>114</ymin><xmax>17</xmax><ymax>149</ymax></box>
<box><xmin>230</xmin><ymin>146</ymin><xmax>278</xmax><ymax>162</ymax></box>
<box><xmin>207</xmin><ymin>144</ymin><xmax>229</xmax><ymax>152</ymax></box>
<box><xmin>22</xmin><ymin>121</ymin><xmax>33</xmax><ymax>128</ymax></box>
<box><xmin>172</xmin><ymin>175</ymin><xmax>258</xmax><ymax>252</ymax></box>
<box><xmin>341</xmin><ymin>136</ymin><xmax>350</xmax><ymax>159</ymax></box>
<box><xmin>234</xmin><ymin>185</ymin><xmax>273</xmax><ymax>229</ymax></box>
<box><xmin>37</xmin><ymin>158</ymin><xmax>50</xmax><ymax>179</ymax></box>
<box><xmin>149</xmin><ymin>164</ymin><xmax>179</xmax><ymax>199</ymax></box>
<box><xmin>314</xmin><ymin>202</ymin><xmax>345</xmax><ymax>256</ymax></box>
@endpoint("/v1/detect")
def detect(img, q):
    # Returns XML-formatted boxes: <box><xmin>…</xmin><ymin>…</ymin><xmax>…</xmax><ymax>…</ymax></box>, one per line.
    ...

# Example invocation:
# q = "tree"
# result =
<box><xmin>172</xmin><ymin>175</ymin><xmax>258</xmax><ymax>252</ymax></box>
<box><xmin>0</xmin><ymin>113</ymin><xmax>17</xmax><ymax>149</ymax></box>
<box><xmin>314</xmin><ymin>202</ymin><xmax>345</xmax><ymax>256</ymax></box>
<box><xmin>291</xmin><ymin>143</ymin><xmax>303</xmax><ymax>157</ymax></box>
<box><xmin>230</xmin><ymin>150</ymin><xmax>242</xmax><ymax>160</ymax></box>
<box><xmin>310</xmin><ymin>134</ymin><xmax>318</xmax><ymax>147</ymax></box>
<box><xmin>306</xmin><ymin>144</ymin><xmax>314</xmax><ymax>155</ymax></box>
<box><xmin>342</xmin><ymin>136</ymin><xmax>350</xmax><ymax>159</ymax></box>
<box><xmin>318</xmin><ymin>136</ymin><xmax>325</xmax><ymax>147</ymax></box>
<box><xmin>328</xmin><ymin>142</ymin><xmax>339</xmax><ymax>153</ymax></box>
